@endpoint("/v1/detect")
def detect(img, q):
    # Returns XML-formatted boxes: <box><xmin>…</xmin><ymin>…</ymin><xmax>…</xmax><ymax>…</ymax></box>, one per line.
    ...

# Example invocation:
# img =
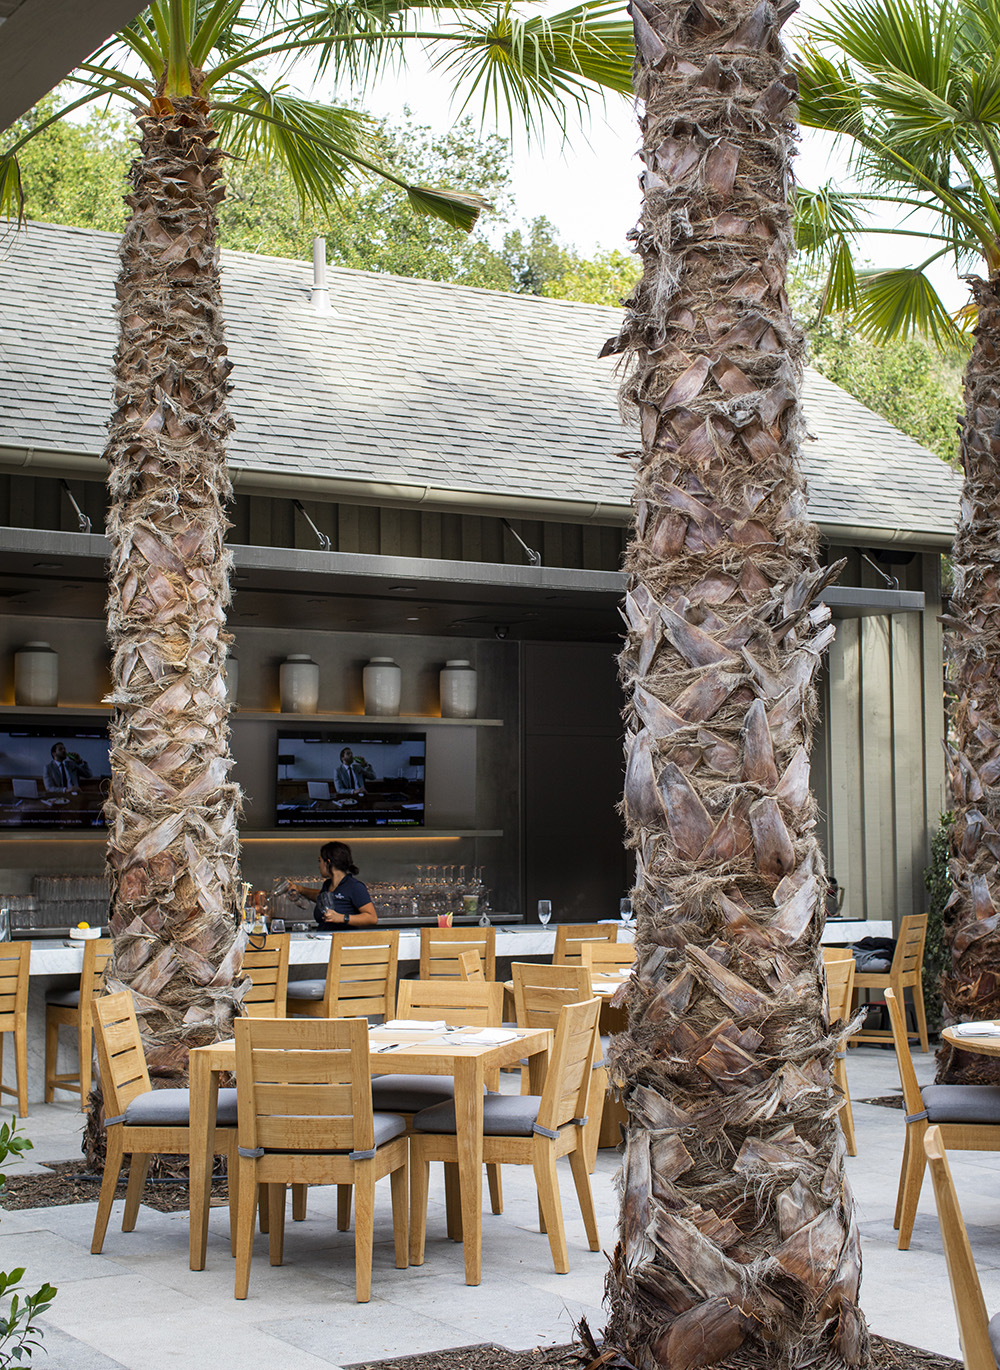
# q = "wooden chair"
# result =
<box><xmin>580</xmin><ymin>941</ymin><xmax>636</xmax><ymax>977</ymax></box>
<box><xmin>511</xmin><ymin>961</ymin><xmax>606</xmax><ymax>1172</ymax></box>
<box><xmin>552</xmin><ymin>923</ymin><xmax>616</xmax><ymax>967</ymax></box>
<box><xmin>396</xmin><ymin>977</ymin><xmax>503</xmax><ymax>1028</ymax></box>
<box><xmin>822</xmin><ymin>948</ymin><xmax>857</xmax><ymax>1156</ymax></box>
<box><xmin>286</xmin><ymin>930</ymin><xmax>398</xmax><ymax>1019</ymax></box>
<box><xmin>0</xmin><ymin>942</ymin><xmax>30</xmax><ymax>1117</ymax></box>
<box><xmin>924</xmin><ymin>1125</ymin><xmax>1000</xmax><ymax>1370</ymax></box>
<box><xmin>409</xmin><ymin>997</ymin><xmax>602</xmax><ymax>1275</ymax></box>
<box><xmin>239</xmin><ymin>933</ymin><xmax>290</xmax><ymax>1018</ymax></box>
<box><xmin>853</xmin><ymin>913</ymin><xmax>929</xmax><ymax>1052</ymax></box>
<box><xmin>45</xmin><ymin>937</ymin><xmax>111</xmax><ymax>1109</ymax></box>
<box><xmin>91</xmin><ymin>991</ymin><xmax>238</xmax><ymax>1254</ymax></box>
<box><xmin>233</xmin><ymin>1016</ymin><xmax>408</xmax><ymax>1303</ymax></box>
<box><xmin>419</xmin><ymin>926</ymin><xmax>496</xmax><ymax>981</ymax></box>
<box><xmin>886</xmin><ymin>987</ymin><xmax>1000</xmax><ymax>1249</ymax></box>
<box><xmin>457</xmin><ymin>949</ymin><xmax>485</xmax><ymax>982</ymax></box>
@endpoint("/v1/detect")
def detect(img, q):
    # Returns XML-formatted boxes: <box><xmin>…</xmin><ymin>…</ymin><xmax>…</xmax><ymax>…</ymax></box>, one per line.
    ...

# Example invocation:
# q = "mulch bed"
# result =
<box><xmin>347</xmin><ymin>1337</ymin><xmax>959</xmax><ymax>1370</ymax></box>
<box><xmin>0</xmin><ymin>1160</ymin><xmax>229</xmax><ymax>1212</ymax></box>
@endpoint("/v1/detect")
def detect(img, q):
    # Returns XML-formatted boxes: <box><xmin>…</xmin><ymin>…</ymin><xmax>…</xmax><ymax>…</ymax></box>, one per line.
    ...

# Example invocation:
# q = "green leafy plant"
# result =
<box><xmin>0</xmin><ymin>1120</ymin><xmax>56</xmax><ymax>1366</ymax></box>
<box><xmin>923</xmin><ymin>811</ymin><xmax>953</xmax><ymax>1034</ymax></box>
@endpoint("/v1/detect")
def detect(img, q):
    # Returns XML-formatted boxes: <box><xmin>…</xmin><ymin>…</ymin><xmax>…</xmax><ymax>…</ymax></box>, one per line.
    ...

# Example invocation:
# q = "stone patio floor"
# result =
<box><xmin>0</xmin><ymin>1045</ymin><xmax>993</xmax><ymax>1368</ymax></box>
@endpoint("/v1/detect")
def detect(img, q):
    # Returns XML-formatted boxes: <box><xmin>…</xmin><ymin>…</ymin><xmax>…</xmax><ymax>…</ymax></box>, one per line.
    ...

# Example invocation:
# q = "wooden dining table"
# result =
<box><xmin>941</xmin><ymin>1024</ymin><xmax>1000</xmax><ymax>1058</ymax></box>
<box><xmin>188</xmin><ymin>1022</ymin><xmax>552</xmax><ymax>1286</ymax></box>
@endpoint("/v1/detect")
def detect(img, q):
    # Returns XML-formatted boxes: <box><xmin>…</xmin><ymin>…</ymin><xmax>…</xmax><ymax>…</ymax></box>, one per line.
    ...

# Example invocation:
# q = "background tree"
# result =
<box><xmin>0</xmin><ymin>0</ymin><xmax>631</xmax><ymax>1083</ymax></box>
<box><xmin>796</xmin><ymin>0</ymin><xmax>1000</xmax><ymax>1078</ymax></box>
<box><xmin>600</xmin><ymin>0</ymin><xmax>866</xmax><ymax>1364</ymax></box>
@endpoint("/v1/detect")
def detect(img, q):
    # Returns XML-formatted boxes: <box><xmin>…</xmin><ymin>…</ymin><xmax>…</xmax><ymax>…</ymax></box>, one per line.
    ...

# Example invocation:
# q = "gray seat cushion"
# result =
<box><xmin>263</xmin><ymin>1113</ymin><xmax>407</xmax><ymax>1154</ymax></box>
<box><xmin>921</xmin><ymin>1084</ymin><xmax>1000</xmax><ymax>1125</ymax></box>
<box><xmin>122</xmin><ymin>1087</ymin><xmax>238</xmax><ymax>1128</ymax></box>
<box><xmin>286</xmin><ymin>980</ymin><xmax>325</xmax><ymax>1002</ymax></box>
<box><xmin>414</xmin><ymin>1093</ymin><xmax>542</xmax><ymax>1137</ymax></box>
<box><xmin>987</xmin><ymin>1310</ymin><xmax>1000</xmax><ymax>1368</ymax></box>
<box><xmin>371</xmin><ymin>1074</ymin><xmax>455</xmax><ymax>1113</ymax></box>
<box><xmin>45</xmin><ymin>987</ymin><xmax>80</xmax><ymax>1008</ymax></box>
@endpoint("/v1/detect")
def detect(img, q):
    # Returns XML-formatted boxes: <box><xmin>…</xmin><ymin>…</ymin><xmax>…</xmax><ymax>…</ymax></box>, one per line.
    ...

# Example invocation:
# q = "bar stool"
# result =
<box><xmin>0</xmin><ymin>942</ymin><xmax>30</xmax><ymax>1117</ymax></box>
<box><xmin>44</xmin><ymin>937</ymin><xmax>111</xmax><ymax>1109</ymax></box>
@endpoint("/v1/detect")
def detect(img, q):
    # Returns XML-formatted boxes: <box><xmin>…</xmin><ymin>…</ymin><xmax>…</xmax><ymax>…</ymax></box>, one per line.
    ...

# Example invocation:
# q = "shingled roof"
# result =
<box><xmin>0</xmin><ymin>219</ymin><xmax>960</xmax><ymax>544</ymax></box>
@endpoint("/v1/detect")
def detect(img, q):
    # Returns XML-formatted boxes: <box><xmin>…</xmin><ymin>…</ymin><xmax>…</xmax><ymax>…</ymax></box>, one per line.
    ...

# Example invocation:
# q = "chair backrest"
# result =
<box><xmin>822</xmin><ymin>948</ymin><xmax>855</xmax><ymax>1030</ymax></box>
<box><xmin>884</xmin><ymin>988</ymin><xmax>924</xmax><ymax>1116</ymax></box>
<box><xmin>512</xmin><ymin>962</ymin><xmax>592</xmax><ymax>1033</ymax></box>
<box><xmin>82</xmin><ymin>938</ymin><xmax>113</xmax><ymax>1003</ymax></box>
<box><xmin>396</xmin><ymin>978</ymin><xmax>503</xmax><ymax>1027</ymax></box>
<box><xmin>240</xmin><ymin>933</ymin><xmax>290</xmax><ymax>1017</ymax></box>
<box><xmin>457</xmin><ymin>949</ymin><xmax>485</xmax><ymax>982</ymax></box>
<box><xmin>0</xmin><ymin>942</ymin><xmax>29</xmax><ymax>1031</ymax></box>
<box><xmin>235</xmin><ymin>1016</ymin><xmax>374</xmax><ymax>1156</ymax></box>
<box><xmin>580</xmin><ymin>941</ymin><xmax>636</xmax><ymax>977</ymax></box>
<box><xmin>552</xmin><ymin>923</ymin><xmax>617</xmax><ymax>967</ymax></box>
<box><xmin>92</xmin><ymin>991</ymin><xmax>152</xmax><ymax>1118</ymax></box>
<box><xmin>893</xmin><ymin>913</ymin><xmax>928</xmax><ymax>981</ymax></box>
<box><xmin>325</xmin><ymin>930</ymin><xmax>399</xmax><ymax>1019</ymax></box>
<box><xmin>534</xmin><ymin>997</ymin><xmax>602</xmax><ymax>1136</ymax></box>
<box><xmin>419</xmin><ymin>926</ymin><xmax>496</xmax><ymax>980</ymax></box>
<box><xmin>924</xmin><ymin>1125</ymin><xmax>997</xmax><ymax>1370</ymax></box>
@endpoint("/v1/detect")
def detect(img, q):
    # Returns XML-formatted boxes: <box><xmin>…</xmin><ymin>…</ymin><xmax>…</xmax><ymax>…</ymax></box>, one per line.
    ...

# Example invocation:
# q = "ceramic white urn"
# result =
<box><xmin>280</xmin><ymin>654</ymin><xmax>319</xmax><ymax>713</ymax></box>
<box><xmin>14</xmin><ymin>641</ymin><xmax>58</xmax><ymax>706</ymax></box>
<box><xmin>440</xmin><ymin>659</ymin><xmax>477</xmax><ymax>718</ymax></box>
<box><xmin>363</xmin><ymin>657</ymin><xmax>401</xmax><ymax>716</ymax></box>
<box><xmin>224</xmin><ymin>656</ymin><xmax>238</xmax><ymax>706</ymax></box>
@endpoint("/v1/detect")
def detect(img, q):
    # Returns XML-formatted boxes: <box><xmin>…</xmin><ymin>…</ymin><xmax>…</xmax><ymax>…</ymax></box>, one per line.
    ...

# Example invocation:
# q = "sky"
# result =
<box><xmin>320</xmin><ymin>2</ymin><xmax>968</xmax><ymax>313</ymax></box>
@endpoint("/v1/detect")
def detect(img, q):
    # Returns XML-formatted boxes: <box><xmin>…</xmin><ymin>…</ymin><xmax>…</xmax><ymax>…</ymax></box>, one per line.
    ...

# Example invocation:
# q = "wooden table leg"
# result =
<box><xmin>189</xmin><ymin>1053</ymin><xmax>218</xmax><ymax>1271</ymax></box>
<box><xmin>526</xmin><ymin>1037</ymin><xmax>550</xmax><ymax>1096</ymax></box>
<box><xmin>453</xmin><ymin>1055</ymin><xmax>484</xmax><ymax>1286</ymax></box>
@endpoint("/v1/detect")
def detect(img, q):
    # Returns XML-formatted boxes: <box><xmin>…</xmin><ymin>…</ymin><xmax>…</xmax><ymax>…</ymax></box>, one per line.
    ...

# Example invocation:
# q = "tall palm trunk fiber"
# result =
<box><xmin>938</xmin><ymin>273</ymin><xmax>1000</xmax><ymax>1085</ymax></box>
<box><xmin>102</xmin><ymin>90</ymin><xmax>245</xmax><ymax>1084</ymax></box>
<box><xmin>601</xmin><ymin>2</ymin><xmax>867</xmax><ymax>1366</ymax></box>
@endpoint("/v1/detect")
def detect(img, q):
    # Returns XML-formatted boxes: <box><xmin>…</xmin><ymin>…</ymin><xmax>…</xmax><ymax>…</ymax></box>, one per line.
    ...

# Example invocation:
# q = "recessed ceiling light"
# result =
<box><xmin>406</xmin><ymin>616</ymin><xmax>419</xmax><ymax>621</ymax></box>
<box><xmin>390</xmin><ymin>585</ymin><xmax>416</xmax><ymax>593</ymax></box>
<box><xmin>33</xmin><ymin>562</ymin><xmax>62</xmax><ymax>570</ymax></box>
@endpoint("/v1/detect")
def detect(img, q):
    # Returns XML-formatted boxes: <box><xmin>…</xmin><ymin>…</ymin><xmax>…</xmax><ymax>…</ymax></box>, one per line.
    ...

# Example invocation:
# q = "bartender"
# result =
<box><xmin>288</xmin><ymin>841</ymin><xmax>378</xmax><ymax>928</ymax></box>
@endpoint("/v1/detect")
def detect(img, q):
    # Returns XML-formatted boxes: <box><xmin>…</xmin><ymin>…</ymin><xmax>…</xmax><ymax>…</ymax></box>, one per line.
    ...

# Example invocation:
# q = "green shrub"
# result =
<box><xmin>0</xmin><ymin>1120</ymin><xmax>56</xmax><ymax>1366</ymax></box>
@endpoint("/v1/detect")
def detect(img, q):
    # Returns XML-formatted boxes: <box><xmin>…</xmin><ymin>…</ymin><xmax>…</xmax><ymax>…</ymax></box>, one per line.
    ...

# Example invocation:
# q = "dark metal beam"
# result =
<box><xmin>0</xmin><ymin>0</ymin><xmax>147</xmax><ymax>132</ymax></box>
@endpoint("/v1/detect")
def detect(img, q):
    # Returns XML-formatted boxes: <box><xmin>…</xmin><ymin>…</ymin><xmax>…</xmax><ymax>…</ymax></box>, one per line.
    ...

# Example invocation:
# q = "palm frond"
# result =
<box><xmin>433</xmin><ymin>1</ymin><xmax>632</xmax><ymax>141</ymax></box>
<box><xmin>212</xmin><ymin>80</ymin><xmax>487</xmax><ymax>230</ymax></box>
<box><xmin>795</xmin><ymin>182</ymin><xmax>867</xmax><ymax>252</ymax></box>
<box><xmin>809</xmin><ymin>0</ymin><xmax>959</xmax><ymax>97</ymax></box>
<box><xmin>854</xmin><ymin>264</ymin><xmax>965</xmax><ymax>347</ymax></box>
<box><xmin>0</xmin><ymin>155</ymin><xmax>24</xmax><ymax>224</ymax></box>
<box><xmin>794</xmin><ymin>47</ymin><xmax>868</xmax><ymax>142</ymax></box>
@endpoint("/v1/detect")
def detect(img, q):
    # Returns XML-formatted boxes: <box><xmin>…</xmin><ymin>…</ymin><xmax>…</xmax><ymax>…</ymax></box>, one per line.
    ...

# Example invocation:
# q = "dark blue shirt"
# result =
<box><xmin>313</xmin><ymin>875</ymin><xmax>372</xmax><ymax>927</ymax></box>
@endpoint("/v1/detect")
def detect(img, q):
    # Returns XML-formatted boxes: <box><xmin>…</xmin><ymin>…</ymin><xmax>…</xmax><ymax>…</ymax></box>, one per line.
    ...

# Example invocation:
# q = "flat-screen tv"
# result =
<box><xmin>275</xmin><ymin>730</ymin><xmax>426</xmax><ymax>829</ymax></box>
<box><xmin>0</xmin><ymin>721</ymin><xmax>110</xmax><ymax>829</ymax></box>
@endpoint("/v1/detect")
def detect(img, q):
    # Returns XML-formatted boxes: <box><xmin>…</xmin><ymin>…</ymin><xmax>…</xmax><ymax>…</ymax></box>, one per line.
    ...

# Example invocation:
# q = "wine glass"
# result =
<box><xmin>537</xmin><ymin>899</ymin><xmax>552</xmax><ymax>927</ymax></box>
<box><xmin>619</xmin><ymin>898</ymin><xmax>634</xmax><ymax>929</ymax></box>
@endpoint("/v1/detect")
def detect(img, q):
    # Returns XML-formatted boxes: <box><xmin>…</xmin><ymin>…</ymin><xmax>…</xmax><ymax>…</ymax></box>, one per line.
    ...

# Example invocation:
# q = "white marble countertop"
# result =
<box><xmin>18</xmin><ymin>917</ymin><xmax>888</xmax><ymax>975</ymax></box>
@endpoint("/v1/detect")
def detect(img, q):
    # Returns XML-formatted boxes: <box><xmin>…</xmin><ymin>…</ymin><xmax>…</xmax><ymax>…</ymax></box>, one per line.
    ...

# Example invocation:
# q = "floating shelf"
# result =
<box><xmin>0</xmin><ymin>705</ymin><xmax>503</xmax><ymax>727</ymax></box>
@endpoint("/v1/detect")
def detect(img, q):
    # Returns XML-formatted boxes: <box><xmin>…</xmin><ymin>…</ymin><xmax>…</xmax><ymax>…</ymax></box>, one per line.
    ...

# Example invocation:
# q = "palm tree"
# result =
<box><xmin>0</xmin><ymin>0</ymin><xmax>632</xmax><ymax>1084</ymax></box>
<box><xmin>599</xmin><ymin>0</ymin><xmax>867</xmax><ymax>1364</ymax></box>
<box><xmin>795</xmin><ymin>0</ymin><xmax>999</xmax><ymax>1081</ymax></box>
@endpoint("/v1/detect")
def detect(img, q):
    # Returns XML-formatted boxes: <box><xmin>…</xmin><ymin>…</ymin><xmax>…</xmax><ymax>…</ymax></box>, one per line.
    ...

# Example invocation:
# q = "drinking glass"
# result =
<box><xmin>619</xmin><ymin>898</ymin><xmax>633</xmax><ymax>928</ymax></box>
<box><xmin>537</xmin><ymin>899</ymin><xmax>552</xmax><ymax>927</ymax></box>
<box><xmin>270</xmin><ymin>918</ymin><xmax>286</xmax><ymax>934</ymax></box>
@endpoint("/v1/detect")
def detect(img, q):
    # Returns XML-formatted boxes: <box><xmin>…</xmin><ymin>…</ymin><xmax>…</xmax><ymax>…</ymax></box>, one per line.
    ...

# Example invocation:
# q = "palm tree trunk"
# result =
<box><xmin>102</xmin><ymin>92</ymin><xmax>244</xmax><ymax>1083</ymax></box>
<box><xmin>939</xmin><ymin>272</ymin><xmax>1000</xmax><ymax>1084</ymax></box>
<box><xmin>601</xmin><ymin>2</ymin><xmax>867</xmax><ymax>1365</ymax></box>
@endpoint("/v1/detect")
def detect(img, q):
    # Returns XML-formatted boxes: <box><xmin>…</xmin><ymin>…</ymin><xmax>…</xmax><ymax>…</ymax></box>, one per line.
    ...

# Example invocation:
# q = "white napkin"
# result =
<box><xmin>457</xmin><ymin>1027</ymin><xmax>519</xmax><ymax>1045</ymax></box>
<box><xmin>951</xmin><ymin>1021</ymin><xmax>1000</xmax><ymax>1036</ymax></box>
<box><xmin>382</xmin><ymin>1019</ymin><xmax>448</xmax><ymax>1032</ymax></box>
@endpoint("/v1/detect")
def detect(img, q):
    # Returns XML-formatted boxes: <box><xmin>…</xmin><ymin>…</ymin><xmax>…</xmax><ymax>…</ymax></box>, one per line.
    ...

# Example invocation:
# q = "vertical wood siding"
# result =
<box><xmin>822</xmin><ymin>552</ymin><xmax>946</xmax><ymax>928</ymax></box>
